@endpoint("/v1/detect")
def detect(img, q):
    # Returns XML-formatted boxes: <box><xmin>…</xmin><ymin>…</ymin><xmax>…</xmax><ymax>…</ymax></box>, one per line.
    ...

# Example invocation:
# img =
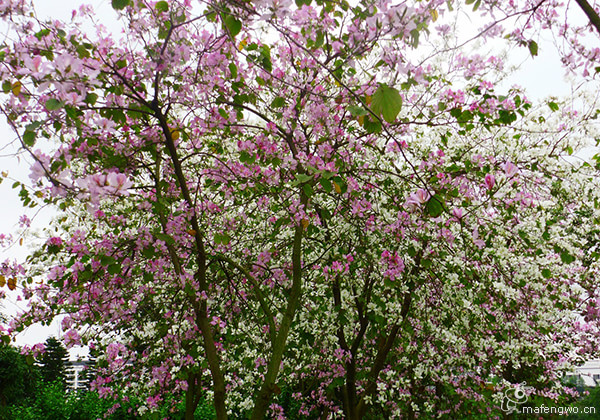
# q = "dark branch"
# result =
<box><xmin>574</xmin><ymin>0</ymin><xmax>600</xmax><ymax>35</ymax></box>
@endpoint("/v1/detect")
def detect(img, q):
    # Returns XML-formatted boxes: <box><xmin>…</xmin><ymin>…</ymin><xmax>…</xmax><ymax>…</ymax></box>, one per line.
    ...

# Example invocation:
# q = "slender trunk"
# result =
<box><xmin>332</xmin><ymin>276</ymin><xmax>360</xmax><ymax>420</ymax></box>
<box><xmin>345</xmin><ymin>356</ymin><xmax>360</xmax><ymax>420</ymax></box>
<box><xmin>197</xmin><ymin>299</ymin><xmax>227</xmax><ymax>419</ymax></box>
<box><xmin>185</xmin><ymin>374</ymin><xmax>199</xmax><ymax>420</ymax></box>
<box><xmin>154</xmin><ymin>107</ymin><xmax>227</xmax><ymax>419</ymax></box>
<box><xmin>354</xmin><ymin>251</ymin><xmax>422</xmax><ymax>417</ymax></box>
<box><xmin>355</xmin><ymin>323</ymin><xmax>402</xmax><ymax>418</ymax></box>
<box><xmin>251</xmin><ymin>211</ymin><xmax>306</xmax><ymax>419</ymax></box>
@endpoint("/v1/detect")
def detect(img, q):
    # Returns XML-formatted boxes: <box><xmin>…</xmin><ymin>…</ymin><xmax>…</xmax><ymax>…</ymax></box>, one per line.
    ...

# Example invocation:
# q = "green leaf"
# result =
<box><xmin>271</xmin><ymin>97</ymin><xmax>286</xmax><ymax>108</ymax></box>
<box><xmin>214</xmin><ymin>233</ymin><xmax>231</xmax><ymax>246</ymax></box>
<box><xmin>155</xmin><ymin>232</ymin><xmax>175</xmax><ymax>245</ymax></box>
<box><xmin>239</xmin><ymin>150</ymin><xmax>255</xmax><ymax>164</ymax></box>
<box><xmin>107</xmin><ymin>264</ymin><xmax>121</xmax><ymax>275</ymax></box>
<box><xmin>528</xmin><ymin>40</ymin><xmax>538</xmax><ymax>57</ymax></box>
<box><xmin>319</xmin><ymin>177</ymin><xmax>332</xmax><ymax>193</ymax></box>
<box><xmin>111</xmin><ymin>0</ymin><xmax>129</xmax><ymax>10</ymax></box>
<box><xmin>76</xmin><ymin>44</ymin><xmax>90</xmax><ymax>58</ymax></box>
<box><xmin>260</xmin><ymin>45</ymin><xmax>272</xmax><ymax>72</ymax></box>
<box><xmin>370</xmin><ymin>84</ymin><xmax>402</xmax><ymax>123</ymax></box>
<box><xmin>425</xmin><ymin>195</ymin><xmax>445</xmax><ymax>217</ymax></box>
<box><xmin>34</xmin><ymin>29</ymin><xmax>50</xmax><ymax>40</ymax></box>
<box><xmin>23</xmin><ymin>130</ymin><xmax>36</xmax><ymax>147</ymax></box>
<box><xmin>348</xmin><ymin>105</ymin><xmax>369</xmax><ymax>117</ymax></box>
<box><xmin>45</xmin><ymin>98</ymin><xmax>63</xmax><ymax>111</ymax></box>
<box><xmin>224</xmin><ymin>15</ymin><xmax>242</xmax><ymax>37</ymax></box>
<box><xmin>541</xmin><ymin>268</ymin><xmax>551</xmax><ymax>279</ymax></box>
<box><xmin>228</xmin><ymin>63</ymin><xmax>237</xmax><ymax>79</ymax></box>
<box><xmin>548</xmin><ymin>101</ymin><xmax>559</xmax><ymax>112</ymax></box>
<box><xmin>79</xmin><ymin>268</ymin><xmax>92</xmax><ymax>281</ymax></box>
<box><xmin>295</xmin><ymin>173</ymin><xmax>312</xmax><ymax>183</ymax></box>
<box><xmin>100</xmin><ymin>255</ymin><xmax>116</xmax><ymax>266</ymax></box>
<box><xmin>85</xmin><ymin>93</ymin><xmax>98</xmax><ymax>105</ymax></box>
<box><xmin>457</xmin><ymin>110</ymin><xmax>473</xmax><ymax>123</ymax></box>
<box><xmin>363</xmin><ymin>118</ymin><xmax>382</xmax><ymax>134</ymax></box>
<box><xmin>560</xmin><ymin>252</ymin><xmax>575</xmax><ymax>264</ymax></box>
<box><xmin>302</xmin><ymin>183</ymin><xmax>313</xmax><ymax>198</ymax></box>
<box><xmin>410</xmin><ymin>28</ymin><xmax>420</xmax><ymax>47</ymax></box>
<box><xmin>155</xmin><ymin>1</ymin><xmax>169</xmax><ymax>12</ymax></box>
<box><xmin>314</xmin><ymin>31</ymin><xmax>325</xmax><ymax>49</ymax></box>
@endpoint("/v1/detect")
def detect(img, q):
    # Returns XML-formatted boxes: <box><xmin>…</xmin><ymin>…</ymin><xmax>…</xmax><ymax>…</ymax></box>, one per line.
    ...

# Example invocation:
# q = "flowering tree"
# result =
<box><xmin>1</xmin><ymin>0</ymin><xmax>600</xmax><ymax>418</ymax></box>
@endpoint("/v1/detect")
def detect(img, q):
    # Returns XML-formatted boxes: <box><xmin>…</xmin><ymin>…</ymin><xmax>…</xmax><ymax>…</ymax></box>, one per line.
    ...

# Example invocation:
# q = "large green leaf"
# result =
<box><xmin>370</xmin><ymin>84</ymin><xmax>402</xmax><ymax>123</ymax></box>
<box><xmin>425</xmin><ymin>194</ymin><xmax>445</xmax><ymax>217</ymax></box>
<box><xmin>45</xmin><ymin>98</ymin><xmax>63</xmax><ymax>111</ymax></box>
<box><xmin>23</xmin><ymin>130</ymin><xmax>36</xmax><ymax>147</ymax></box>
<box><xmin>224</xmin><ymin>15</ymin><xmax>242</xmax><ymax>37</ymax></box>
<box><xmin>319</xmin><ymin>177</ymin><xmax>332</xmax><ymax>193</ymax></box>
<box><xmin>155</xmin><ymin>1</ymin><xmax>169</xmax><ymax>12</ymax></box>
<box><xmin>560</xmin><ymin>251</ymin><xmax>575</xmax><ymax>264</ymax></box>
<box><xmin>111</xmin><ymin>0</ymin><xmax>129</xmax><ymax>10</ymax></box>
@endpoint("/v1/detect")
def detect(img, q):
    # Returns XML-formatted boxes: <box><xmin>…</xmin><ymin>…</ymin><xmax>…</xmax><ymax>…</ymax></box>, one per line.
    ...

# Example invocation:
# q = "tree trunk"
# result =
<box><xmin>185</xmin><ymin>374</ymin><xmax>198</xmax><ymax>420</ymax></box>
<box><xmin>251</xmin><ymin>220</ymin><xmax>306</xmax><ymax>419</ymax></box>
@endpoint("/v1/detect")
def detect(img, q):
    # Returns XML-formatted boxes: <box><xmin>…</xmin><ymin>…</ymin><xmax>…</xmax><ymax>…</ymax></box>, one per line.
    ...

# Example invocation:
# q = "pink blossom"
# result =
<box><xmin>30</xmin><ymin>343</ymin><xmax>45</xmax><ymax>358</ymax></box>
<box><xmin>63</xmin><ymin>329</ymin><xmax>81</xmax><ymax>348</ymax></box>
<box><xmin>78</xmin><ymin>172</ymin><xmax>133</xmax><ymax>203</ymax></box>
<box><xmin>61</xmin><ymin>316</ymin><xmax>73</xmax><ymax>331</ymax></box>
<box><xmin>331</xmin><ymin>41</ymin><xmax>344</xmax><ymax>53</ymax></box>
<box><xmin>18</xmin><ymin>215</ymin><xmax>31</xmax><ymax>228</ymax></box>
<box><xmin>105</xmin><ymin>172</ymin><xmax>133</xmax><ymax>195</ymax></box>
<box><xmin>146</xmin><ymin>395</ymin><xmax>162</xmax><ymax>410</ymax></box>
<box><xmin>29</xmin><ymin>152</ymin><xmax>51</xmax><ymax>183</ymax></box>
<box><xmin>452</xmin><ymin>208</ymin><xmax>464</xmax><ymax>220</ymax></box>
<box><xmin>381</xmin><ymin>250</ymin><xmax>405</xmax><ymax>280</ymax></box>
<box><xmin>405</xmin><ymin>188</ymin><xmax>431</xmax><ymax>210</ymax></box>
<box><xmin>484</xmin><ymin>173</ymin><xmax>495</xmax><ymax>190</ymax></box>
<box><xmin>472</xmin><ymin>228</ymin><xmax>485</xmax><ymax>249</ymax></box>
<box><xmin>503</xmin><ymin>161</ymin><xmax>519</xmax><ymax>178</ymax></box>
<box><xmin>47</xmin><ymin>237</ymin><xmax>63</xmax><ymax>247</ymax></box>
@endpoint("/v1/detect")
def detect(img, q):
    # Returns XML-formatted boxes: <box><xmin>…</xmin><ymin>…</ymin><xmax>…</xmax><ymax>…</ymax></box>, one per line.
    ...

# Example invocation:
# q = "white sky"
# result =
<box><xmin>0</xmin><ymin>0</ymin><xmax>117</xmax><ymax>356</ymax></box>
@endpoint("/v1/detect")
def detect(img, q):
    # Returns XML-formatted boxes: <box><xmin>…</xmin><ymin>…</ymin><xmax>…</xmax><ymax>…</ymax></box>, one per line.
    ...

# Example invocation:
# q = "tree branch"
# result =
<box><xmin>574</xmin><ymin>0</ymin><xmax>600</xmax><ymax>35</ymax></box>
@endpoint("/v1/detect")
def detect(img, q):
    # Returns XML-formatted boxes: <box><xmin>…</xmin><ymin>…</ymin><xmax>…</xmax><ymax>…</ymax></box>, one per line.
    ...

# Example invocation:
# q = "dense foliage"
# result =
<box><xmin>39</xmin><ymin>337</ymin><xmax>69</xmax><ymax>386</ymax></box>
<box><xmin>0</xmin><ymin>343</ymin><xmax>215</xmax><ymax>420</ymax></box>
<box><xmin>0</xmin><ymin>344</ymin><xmax>38</xmax><ymax>411</ymax></box>
<box><xmin>1</xmin><ymin>0</ymin><xmax>600</xmax><ymax>418</ymax></box>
